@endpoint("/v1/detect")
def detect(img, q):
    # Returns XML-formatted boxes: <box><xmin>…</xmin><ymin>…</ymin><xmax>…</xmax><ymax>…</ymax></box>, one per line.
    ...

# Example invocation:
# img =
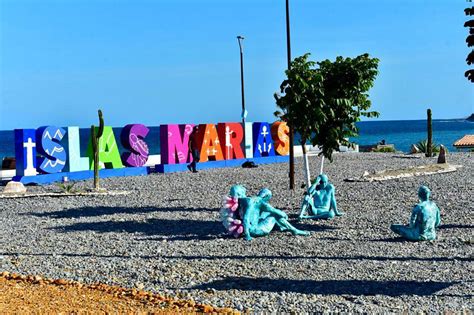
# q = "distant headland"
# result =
<box><xmin>467</xmin><ymin>113</ymin><xmax>474</xmax><ymax>122</ymax></box>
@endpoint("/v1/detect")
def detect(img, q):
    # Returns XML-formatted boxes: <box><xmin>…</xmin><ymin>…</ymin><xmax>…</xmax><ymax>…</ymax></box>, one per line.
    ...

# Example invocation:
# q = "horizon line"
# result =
<box><xmin>0</xmin><ymin>116</ymin><xmax>472</xmax><ymax>132</ymax></box>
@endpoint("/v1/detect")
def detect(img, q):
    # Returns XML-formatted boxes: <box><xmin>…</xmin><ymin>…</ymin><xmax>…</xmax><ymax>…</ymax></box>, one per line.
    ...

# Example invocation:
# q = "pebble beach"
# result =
<box><xmin>0</xmin><ymin>153</ymin><xmax>472</xmax><ymax>312</ymax></box>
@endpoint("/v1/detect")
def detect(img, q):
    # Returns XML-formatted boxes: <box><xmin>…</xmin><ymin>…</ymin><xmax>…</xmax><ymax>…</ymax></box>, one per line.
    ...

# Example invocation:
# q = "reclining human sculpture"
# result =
<box><xmin>298</xmin><ymin>173</ymin><xmax>344</xmax><ymax>220</ymax></box>
<box><xmin>220</xmin><ymin>185</ymin><xmax>310</xmax><ymax>240</ymax></box>
<box><xmin>390</xmin><ymin>186</ymin><xmax>441</xmax><ymax>241</ymax></box>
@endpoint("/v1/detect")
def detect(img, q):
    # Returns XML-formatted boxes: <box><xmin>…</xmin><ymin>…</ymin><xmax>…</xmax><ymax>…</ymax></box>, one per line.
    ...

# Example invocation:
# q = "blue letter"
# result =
<box><xmin>14</xmin><ymin>129</ymin><xmax>37</xmax><ymax>176</ymax></box>
<box><xmin>252</xmin><ymin>122</ymin><xmax>275</xmax><ymax>158</ymax></box>
<box><xmin>36</xmin><ymin>126</ymin><xmax>67</xmax><ymax>174</ymax></box>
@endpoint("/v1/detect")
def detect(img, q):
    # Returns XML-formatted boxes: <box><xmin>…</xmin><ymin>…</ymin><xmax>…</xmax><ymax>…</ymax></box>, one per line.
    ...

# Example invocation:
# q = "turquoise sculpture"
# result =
<box><xmin>390</xmin><ymin>186</ymin><xmax>441</xmax><ymax>241</ymax></box>
<box><xmin>220</xmin><ymin>185</ymin><xmax>310</xmax><ymax>240</ymax></box>
<box><xmin>298</xmin><ymin>174</ymin><xmax>344</xmax><ymax>220</ymax></box>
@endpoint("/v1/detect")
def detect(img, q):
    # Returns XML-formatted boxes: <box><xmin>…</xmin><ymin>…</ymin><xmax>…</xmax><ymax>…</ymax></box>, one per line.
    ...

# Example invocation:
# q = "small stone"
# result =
<box><xmin>410</xmin><ymin>144</ymin><xmax>420</xmax><ymax>154</ymax></box>
<box><xmin>220</xmin><ymin>308</ymin><xmax>235</xmax><ymax>313</ymax></box>
<box><xmin>54</xmin><ymin>279</ymin><xmax>68</xmax><ymax>285</ymax></box>
<box><xmin>202</xmin><ymin>305</ymin><xmax>214</xmax><ymax>313</ymax></box>
<box><xmin>3</xmin><ymin>181</ymin><xmax>27</xmax><ymax>194</ymax></box>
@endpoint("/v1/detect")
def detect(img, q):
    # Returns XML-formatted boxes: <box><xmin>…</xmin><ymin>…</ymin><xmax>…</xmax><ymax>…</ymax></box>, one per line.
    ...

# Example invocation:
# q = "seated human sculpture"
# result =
<box><xmin>298</xmin><ymin>173</ymin><xmax>344</xmax><ymax>220</ymax></box>
<box><xmin>220</xmin><ymin>185</ymin><xmax>310</xmax><ymax>240</ymax></box>
<box><xmin>390</xmin><ymin>186</ymin><xmax>441</xmax><ymax>241</ymax></box>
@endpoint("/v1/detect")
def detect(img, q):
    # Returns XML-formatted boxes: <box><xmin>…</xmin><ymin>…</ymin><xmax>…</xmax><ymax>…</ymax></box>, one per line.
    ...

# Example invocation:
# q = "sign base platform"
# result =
<box><xmin>12</xmin><ymin>156</ymin><xmax>289</xmax><ymax>184</ymax></box>
<box><xmin>156</xmin><ymin>155</ymin><xmax>289</xmax><ymax>173</ymax></box>
<box><xmin>13</xmin><ymin>167</ymin><xmax>151</xmax><ymax>185</ymax></box>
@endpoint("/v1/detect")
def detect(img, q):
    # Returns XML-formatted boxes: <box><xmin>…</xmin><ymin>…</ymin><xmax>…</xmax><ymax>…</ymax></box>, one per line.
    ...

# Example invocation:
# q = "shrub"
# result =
<box><xmin>55</xmin><ymin>182</ymin><xmax>78</xmax><ymax>194</ymax></box>
<box><xmin>414</xmin><ymin>140</ymin><xmax>440</xmax><ymax>156</ymax></box>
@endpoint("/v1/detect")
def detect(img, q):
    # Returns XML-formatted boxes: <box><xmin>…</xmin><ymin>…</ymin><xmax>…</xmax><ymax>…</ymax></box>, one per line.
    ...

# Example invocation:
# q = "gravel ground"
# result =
<box><xmin>0</xmin><ymin>153</ymin><xmax>472</xmax><ymax>313</ymax></box>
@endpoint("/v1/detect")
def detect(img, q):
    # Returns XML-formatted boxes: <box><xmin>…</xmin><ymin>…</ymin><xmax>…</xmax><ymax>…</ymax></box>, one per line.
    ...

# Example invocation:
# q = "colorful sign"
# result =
<box><xmin>13</xmin><ymin>121</ymin><xmax>290</xmax><ymax>178</ymax></box>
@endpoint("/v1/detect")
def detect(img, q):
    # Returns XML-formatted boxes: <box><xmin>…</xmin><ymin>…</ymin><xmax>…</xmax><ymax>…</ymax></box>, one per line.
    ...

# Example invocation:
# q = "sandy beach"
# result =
<box><xmin>0</xmin><ymin>152</ymin><xmax>472</xmax><ymax>312</ymax></box>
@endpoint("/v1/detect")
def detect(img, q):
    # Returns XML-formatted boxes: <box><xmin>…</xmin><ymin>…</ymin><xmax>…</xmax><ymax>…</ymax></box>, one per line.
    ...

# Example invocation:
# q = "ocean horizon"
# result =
<box><xmin>1</xmin><ymin>119</ymin><xmax>472</xmax><ymax>162</ymax></box>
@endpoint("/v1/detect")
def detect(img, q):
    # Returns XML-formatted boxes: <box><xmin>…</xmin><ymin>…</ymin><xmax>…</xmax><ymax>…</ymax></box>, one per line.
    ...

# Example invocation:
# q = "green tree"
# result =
<box><xmin>275</xmin><ymin>53</ymin><xmax>379</xmax><ymax>187</ymax></box>
<box><xmin>274</xmin><ymin>54</ymin><xmax>324</xmax><ymax>187</ymax></box>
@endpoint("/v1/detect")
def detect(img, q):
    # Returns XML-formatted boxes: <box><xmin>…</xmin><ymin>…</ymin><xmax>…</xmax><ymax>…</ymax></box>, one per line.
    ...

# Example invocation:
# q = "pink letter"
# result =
<box><xmin>160</xmin><ymin>124</ymin><xmax>194</xmax><ymax>164</ymax></box>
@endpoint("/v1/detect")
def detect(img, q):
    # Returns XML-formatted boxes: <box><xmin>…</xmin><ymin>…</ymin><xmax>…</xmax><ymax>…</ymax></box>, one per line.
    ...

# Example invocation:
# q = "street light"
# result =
<box><xmin>285</xmin><ymin>0</ymin><xmax>295</xmax><ymax>190</ymax></box>
<box><xmin>237</xmin><ymin>35</ymin><xmax>246</xmax><ymax>124</ymax></box>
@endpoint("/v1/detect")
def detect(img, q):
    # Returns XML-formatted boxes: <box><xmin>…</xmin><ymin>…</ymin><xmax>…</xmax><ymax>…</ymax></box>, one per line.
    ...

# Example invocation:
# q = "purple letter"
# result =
<box><xmin>120</xmin><ymin>124</ymin><xmax>150</xmax><ymax>167</ymax></box>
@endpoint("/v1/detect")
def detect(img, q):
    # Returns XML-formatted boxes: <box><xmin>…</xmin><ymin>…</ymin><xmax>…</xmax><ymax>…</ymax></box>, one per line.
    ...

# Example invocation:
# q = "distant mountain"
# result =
<box><xmin>467</xmin><ymin>114</ymin><xmax>474</xmax><ymax>122</ymax></box>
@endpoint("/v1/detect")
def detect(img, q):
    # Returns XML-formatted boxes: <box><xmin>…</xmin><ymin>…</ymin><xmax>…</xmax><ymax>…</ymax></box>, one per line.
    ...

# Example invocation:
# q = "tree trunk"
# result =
<box><xmin>301</xmin><ymin>140</ymin><xmax>311</xmax><ymax>189</ymax></box>
<box><xmin>94</xmin><ymin>150</ymin><xmax>99</xmax><ymax>190</ymax></box>
<box><xmin>91</xmin><ymin>126</ymin><xmax>99</xmax><ymax>190</ymax></box>
<box><xmin>426</xmin><ymin>108</ymin><xmax>433</xmax><ymax>157</ymax></box>
<box><xmin>320</xmin><ymin>155</ymin><xmax>325</xmax><ymax>174</ymax></box>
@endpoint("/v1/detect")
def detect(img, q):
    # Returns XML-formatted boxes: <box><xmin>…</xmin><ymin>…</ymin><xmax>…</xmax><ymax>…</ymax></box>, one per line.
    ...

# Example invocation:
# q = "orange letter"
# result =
<box><xmin>199</xmin><ymin>124</ymin><xmax>224</xmax><ymax>162</ymax></box>
<box><xmin>271</xmin><ymin>121</ymin><xmax>290</xmax><ymax>156</ymax></box>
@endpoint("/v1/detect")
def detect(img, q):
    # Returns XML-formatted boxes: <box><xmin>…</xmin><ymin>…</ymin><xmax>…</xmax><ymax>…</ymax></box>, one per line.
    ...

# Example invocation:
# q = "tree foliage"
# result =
<box><xmin>465</xmin><ymin>0</ymin><xmax>474</xmax><ymax>82</ymax></box>
<box><xmin>274</xmin><ymin>53</ymin><xmax>379</xmax><ymax>161</ymax></box>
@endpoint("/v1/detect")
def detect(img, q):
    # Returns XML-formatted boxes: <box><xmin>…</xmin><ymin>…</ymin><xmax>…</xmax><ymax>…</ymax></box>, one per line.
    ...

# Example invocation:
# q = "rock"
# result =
<box><xmin>438</xmin><ymin>145</ymin><xmax>447</xmax><ymax>164</ymax></box>
<box><xmin>410</xmin><ymin>144</ymin><xmax>420</xmax><ymax>154</ymax></box>
<box><xmin>3</xmin><ymin>181</ymin><xmax>27</xmax><ymax>194</ymax></box>
<box><xmin>54</xmin><ymin>279</ymin><xmax>68</xmax><ymax>285</ymax></box>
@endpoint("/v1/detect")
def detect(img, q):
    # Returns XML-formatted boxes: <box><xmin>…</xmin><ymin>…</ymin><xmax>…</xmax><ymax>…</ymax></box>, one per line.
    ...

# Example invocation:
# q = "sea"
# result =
<box><xmin>0</xmin><ymin>119</ymin><xmax>472</xmax><ymax>162</ymax></box>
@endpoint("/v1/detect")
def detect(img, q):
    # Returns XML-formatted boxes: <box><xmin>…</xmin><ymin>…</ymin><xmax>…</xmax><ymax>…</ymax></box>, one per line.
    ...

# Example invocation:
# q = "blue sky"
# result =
<box><xmin>1</xmin><ymin>0</ymin><xmax>473</xmax><ymax>130</ymax></box>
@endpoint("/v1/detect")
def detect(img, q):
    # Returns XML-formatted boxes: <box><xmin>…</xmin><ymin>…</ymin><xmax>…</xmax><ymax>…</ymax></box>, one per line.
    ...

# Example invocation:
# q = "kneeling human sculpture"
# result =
<box><xmin>220</xmin><ymin>185</ymin><xmax>310</xmax><ymax>240</ymax></box>
<box><xmin>390</xmin><ymin>186</ymin><xmax>441</xmax><ymax>241</ymax></box>
<box><xmin>298</xmin><ymin>174</ymin><xmax>344</xmax><ymax>220</ymax></box>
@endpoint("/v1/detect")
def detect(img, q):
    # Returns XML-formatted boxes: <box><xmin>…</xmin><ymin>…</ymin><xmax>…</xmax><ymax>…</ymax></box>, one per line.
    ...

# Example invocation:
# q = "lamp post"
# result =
<box><xmin>237</xmin><ymin>35</ymin><xmax>246</xmax><ymax>124</ymax></box>
<box><xmin>286</xmin><ymin>0</ymin><xmax>295</xmax><ymax>190</ymax></box>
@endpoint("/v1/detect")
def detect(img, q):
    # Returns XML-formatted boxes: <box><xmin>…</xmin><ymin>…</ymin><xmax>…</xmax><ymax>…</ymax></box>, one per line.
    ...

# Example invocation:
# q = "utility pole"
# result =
<box><xmin>237</xmin><ymin>36</ymin><xmax>246</xmax><ymax>124</ymax></box>
<box><xmin>286</xmin><ymin>0</ymin><xmax>295</xmax><ymax>189</ymax></box>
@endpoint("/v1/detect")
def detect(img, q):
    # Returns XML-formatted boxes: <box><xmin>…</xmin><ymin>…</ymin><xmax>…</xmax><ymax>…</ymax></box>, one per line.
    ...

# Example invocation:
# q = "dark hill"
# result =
<box><xmin>467</xmin><ymin>113</ymin><xmax>474</xmax><ymax>122</ymax></box>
